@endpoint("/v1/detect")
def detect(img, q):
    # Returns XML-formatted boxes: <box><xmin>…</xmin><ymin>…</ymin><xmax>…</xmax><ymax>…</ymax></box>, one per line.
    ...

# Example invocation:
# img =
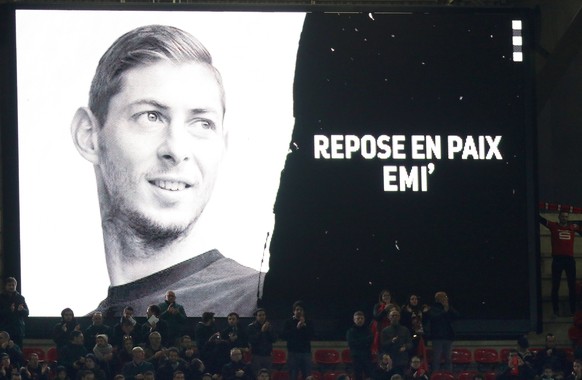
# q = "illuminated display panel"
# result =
<box><xmin>1</xmin><ymin>4</ymin><xmax>537</xmax><ymax>336</ymax></box>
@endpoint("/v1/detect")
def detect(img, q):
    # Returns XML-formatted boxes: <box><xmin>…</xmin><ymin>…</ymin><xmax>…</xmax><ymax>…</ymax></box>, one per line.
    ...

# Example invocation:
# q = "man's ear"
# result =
<box><xmin>71</xmin><ymin>107</ymin><xmax>101</xmax><ymax>165</ymax></box>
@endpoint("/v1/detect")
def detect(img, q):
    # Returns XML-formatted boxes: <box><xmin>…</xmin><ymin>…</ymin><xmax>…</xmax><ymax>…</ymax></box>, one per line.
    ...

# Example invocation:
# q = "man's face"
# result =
<box><xmin>133</xmin><ymin>349</ymin><xmax>145</xmax><ymax>362</ymax></box>
<box><xmin>149</xmin><ymin>334</ymin><xmax>162</xmax><ymax>346</ymax></box>
<box><xmin>574</xmin><ymin>362</ymin><xmax>582</xmax><ymax>373</ymax></box>
<box><xmin>168</xmin><ymin>351</ymin><xmax>179</xmax><ymax>363</ymax></box>
<box><xmin>5</xmin><ymin>282</ymin><xmax>16</xmax><ymax>293</ymax></box>
<box><xmin>409</xmin><ymin>295</ymin><xmax>418</xmax><ymax>306</ymax></box>
<box><xmin>389</xmin><ymin>311</ymin><xmax>400</xmax><ymax>325</ymax></box>
<box><xmin>543</xmin><ymin>368</ymin><xmax>553</xmax><ymax>378</ymax></box>
<box><xmin>546</xmin><ymin>335</ymin><xmax>556</xmax><ymax>348</ymax></box>
<box><xmin>410</xmin><ymin>358</ymin><xmax>421</xmax><ymax>369</ymax></box>
<box><xmin>227</xmin><ymin>315</ymin><xmax>238</xmax><ymax>326</ymax></box>
<box><xmin>173</xmin><ymin>374</ymin><xmax>184</xmax><ymax>380</ymax></box>
<box><xmin>559</xmin><ymin>212</ymin><xmax>569</xmax><ymax>225</ymax></box>
<box><xmin>258</xmin><ymin>372</ymin><xmax>270</xmax><ymax>380</ymax></box>
<box><xmin>166</xmin><ymin>292</ymin><xmax>176</xmax><ymax>303</ymax></box>
<box><xmin>256</xmin><ymin>311</ymin><xmax>267</xmax><ymax>324</ymax></box>
<box><xmin>230</xmin><ymin>350</ymin><xmax>242</xmax><ymax>362</ymax></box>
<box><xmin>353</xmin><ymin>314</ymin><xmax>365</xmax><ymax>327</ymax></box>
<box><xmin>293</xmin><ymin>306</ymin><xmax>304</xmax><ymax>319</ymax></box>
<box><xmin>381</xmin><ymin>354</ymin><xmax>392</xmax><ymax>367</ymax></box>
<box><xmin>92</xmin><ymin>313</ymin><xmax>103</xmax><ymax>325</ymax></box>
<box><xmin>96</xmin><ymin>61</ymin><xmax>225</xmax><ymax>242</ymax></box>
<box><xmin>63</xmin><ymin>311</ymin><xmax>74</xmax><ymax>322</ymax></box>
<box><xmin>123</xmin><ymin>308</ymin><xmax>134</xmax><ymax>318</ymax></box>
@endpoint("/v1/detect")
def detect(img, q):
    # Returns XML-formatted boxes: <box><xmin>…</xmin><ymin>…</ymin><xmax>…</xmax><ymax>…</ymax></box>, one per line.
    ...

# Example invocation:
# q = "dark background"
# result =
<box><xmin>262</xmin><ymin>10</ymin><xmax>537</xmax><ymax>337</ymax></box>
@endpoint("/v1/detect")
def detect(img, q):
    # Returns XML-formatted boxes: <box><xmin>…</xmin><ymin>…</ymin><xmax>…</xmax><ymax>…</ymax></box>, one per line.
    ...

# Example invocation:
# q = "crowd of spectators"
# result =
<box><xmin>1</xmin><ymin>278</ymin><xmax>581</xmax><ymax>380</ymax></box>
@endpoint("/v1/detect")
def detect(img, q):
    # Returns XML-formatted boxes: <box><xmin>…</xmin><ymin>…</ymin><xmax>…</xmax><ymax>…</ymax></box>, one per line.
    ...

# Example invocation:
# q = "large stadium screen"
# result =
<box><xmin>1</xmin><ymin>4</ymin><xmax>537</xmax><ymax>337</ymax></box>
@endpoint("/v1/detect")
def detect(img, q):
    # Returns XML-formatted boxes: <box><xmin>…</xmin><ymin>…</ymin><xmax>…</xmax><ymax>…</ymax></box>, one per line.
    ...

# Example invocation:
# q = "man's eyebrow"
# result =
<box><xmin>130</xmin><ymin>99</ymin><xmax>169</xmax><ymax>110</ymax></box>
<box><xmin>188</xmin><ymin>107</ymin><xmax>220</xmax><ymax>116</ymax></box>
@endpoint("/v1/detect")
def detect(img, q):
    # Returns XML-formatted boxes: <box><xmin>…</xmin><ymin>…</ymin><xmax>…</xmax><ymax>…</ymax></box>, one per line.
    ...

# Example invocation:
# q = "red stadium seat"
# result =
<box><xmin>272</xmin><ymin>371</ymin><xmax>290</xmax><ymax>380</ymax></box>
<box><xmin>315</xmin><ymin>349</ymin><xmax>341</xmax><ymax>365</ymax></box>
<box><xmin>499</xmin><ymin>348</ymin><xmax>511</xmax><ymax>363</ymax></box>
<box><xmin>429</xmin><ymin>371</ymin><xmax>455</xmax><ymax>380</ymax></box>
<box><xmin>341</xmin><ymin>349</ymin><xmax>352</xmax><ymax>365</ymax></box>
<box><xmin>474</xmin><ymin>348</ymin><xmax>499</xmax><ymax>371</ymax></box>
<box><xmin>457</xmin><ymin>371</ymin><xmax>478</xmax><ymax>380</ymax></box>
<box><xmin>564</xmin><ymin>347</ymin><xmax>575</xmax><ymax>362</ymax></box>
<box><xmin>484</xmin><ymin>371</ymin><xmax>497</xmax><ymax>380</ymax></box>
<box><xmin>22</xmin><ymin>347</ymin><xmax>45</xmax><ymax>361</ymax></box>
<box><xmin>315</xmin><ymin>349</ymin><xmax>341</xmax><ymax>371</ymax></box>
<box><xmin>46</xmin><ymin>347</ymin><xmax>58</xmax><ymax>363</ymax></box>
<box><xmin>272</xmin><ymin>349</ymin><xmax>287</xmax><ymax>368</ymax></box>
<box><xmin>322</xmin><ymin>371</ymin><xmax>349</xmax><ymax>380</ymax></box>
<box><xmin>452</xmin><ymin>347</ymin><xmax>472</xmax><ymax>368</ymax></box>
<box><xmin>311</xmin><ymin>371</ymin><xmax>323</xmax><ymax>380</ymax></box>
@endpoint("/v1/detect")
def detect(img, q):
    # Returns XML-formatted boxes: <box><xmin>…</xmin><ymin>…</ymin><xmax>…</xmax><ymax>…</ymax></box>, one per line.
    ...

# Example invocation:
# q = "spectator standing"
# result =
<box><xmin>539</xmin><ymin>211</ymin><xmax>582</xmax><ymax>317</ymax></box>
<box><xmin>0</xmin><ymin>278</ymin><xmax>29</xmax><ymax>348</ymax></box>
<box><xmin>282</xmin><ymin>301</ymin><xmax>314</xmax><ymax>380</ymax></box>
<box><xmin>158</xmin><ymin>292</ymin><xmax>187</xmax><ymax>346</ymax></box>
<box><xmin>346</xmin><ymin>311</ymin><xmax>373</xmax><ymax>380</ymax></box>
<box><xmin>424</xmin><ymin>292</ymin><xmax>458</xmax><ymax>371</ymax></box>
<box><xmin>247</xmin><ymin>308</ymin><xmax>277</xmax><ymax>375</ymax></box>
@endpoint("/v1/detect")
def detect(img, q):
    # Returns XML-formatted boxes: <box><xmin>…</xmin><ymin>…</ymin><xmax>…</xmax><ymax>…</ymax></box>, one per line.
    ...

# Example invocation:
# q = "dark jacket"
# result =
<box><xmin>346</xmin><ymin>324</ymin><xmax>373</xmax><ymax>359</ymax></box>
<box><xmin>424</xmin><ymin>303</ymin><xmax>458</xmax><ymax>341</ymax></box>
<box><xmin>247</xmin><ymin>321</ymin><xmax>277</xmax><ymax>356</ymax></box>
<box><xmin>282</xmin><ymin>317</ymin><xmax>314</xmax><ymax>353</ymax></box>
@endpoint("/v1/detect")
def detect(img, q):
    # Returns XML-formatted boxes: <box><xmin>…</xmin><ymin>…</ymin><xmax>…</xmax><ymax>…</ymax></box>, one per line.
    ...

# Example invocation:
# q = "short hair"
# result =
<box><xmin>292</xmin><ymin>300</ymin><xmax>305</xmax><ymax>311</ymax></box>
<box><xmin>167</xmin><ymin>347</ymin><xmax>179</xmax><ymax>355</ymax></box>
<box><xmin>190</xmin><ymin>359</ymin><xmax>204</xmax><ymax>371</ymax></box>
<box><xmin>353</xmin><ymin>311</ymin><xmax>365</xmax><ymax>318</ymax></box>
<box><xmin>89</xmin><ymin>24</ymin><xmax>224</xmax><ymax>127</ymax></box>
<box><xmin>149</xmin><ymin>331</ymin><xmax>162</xmax><ymax>339</ymax></box>
<box><xmin>114</xmin><ymin>375</ymin><xmax>125</xmax><ymax>380</ymax></box>
<box><xmin>258</xmin><ymin>369</ymin><xmax>270</xmax><ymax>378</ymax></box>
<box><xmin>254</xmin><ymin>308</ymin><xmax>266</xmax><ymax>316</ymax></box>
<box><xmin>5</xmin><ymin>277</ymin><xmax>17</xmax><ymax>285</ymax></box>
<box><xmin>172</xmin><ymin>371</ymin><xmax>184</xmax><ymax>379</ymax></box>
<box><xmin>0</xmin><ymin>331</ymin><xmax>9</xmax><ymax>340</ymax></box>
<box><xmin>148</xmin><ymin>304</ymin><xmax>161</xmax><ymax>316</ymax></box>
<box><xmin>227</xmin><ymin>312</ymin><xmax>239</xmax><ymax>319</ymax></box>
<box><xmin>61</xmin><ymin>308</ymin><xmax>74</xmax><ymax>318</ymax></box>
<box><xmin>389</xmin><ymin>375</ymin><xmax>403</xmax><ymax>380</ymax></box>
<box><xmin>201</xmin><ymin>312</ymin><xmax>215</xmax><ymax>323</ymax></box>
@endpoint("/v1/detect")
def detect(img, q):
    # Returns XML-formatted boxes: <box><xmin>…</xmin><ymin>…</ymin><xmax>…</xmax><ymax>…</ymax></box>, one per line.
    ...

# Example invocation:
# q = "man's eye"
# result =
<box><xmin>146</xmin><ymin>112</ymin><xmax>160</xmax><ymax>122</ymax></box>
<box><xmin>192</xmin><ymin>119</ymin><xmax>216</xmax><ymax>130</ymax></box>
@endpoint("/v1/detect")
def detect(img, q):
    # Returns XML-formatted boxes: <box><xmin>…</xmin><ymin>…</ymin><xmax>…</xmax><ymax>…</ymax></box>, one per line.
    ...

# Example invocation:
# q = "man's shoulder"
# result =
<box><xmin>94</xmin><ymin>250</ymin><xmax>261</xmax><ymax>318</ymax></box>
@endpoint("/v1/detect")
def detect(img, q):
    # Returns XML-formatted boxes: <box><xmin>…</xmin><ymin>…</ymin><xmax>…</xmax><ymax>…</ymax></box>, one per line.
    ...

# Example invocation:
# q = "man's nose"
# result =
<box><xmin>157</xmin><ymin>122</ymin><xmax>192</xmax><ymax>165</ymax></box>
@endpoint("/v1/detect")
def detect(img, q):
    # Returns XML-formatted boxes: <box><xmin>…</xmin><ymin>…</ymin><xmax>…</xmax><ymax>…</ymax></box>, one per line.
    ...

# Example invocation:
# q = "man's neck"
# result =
<box><xmin>102</xmin><ymin>217</ymin><xmax>215</xmax><ymax>286</ymax></box>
